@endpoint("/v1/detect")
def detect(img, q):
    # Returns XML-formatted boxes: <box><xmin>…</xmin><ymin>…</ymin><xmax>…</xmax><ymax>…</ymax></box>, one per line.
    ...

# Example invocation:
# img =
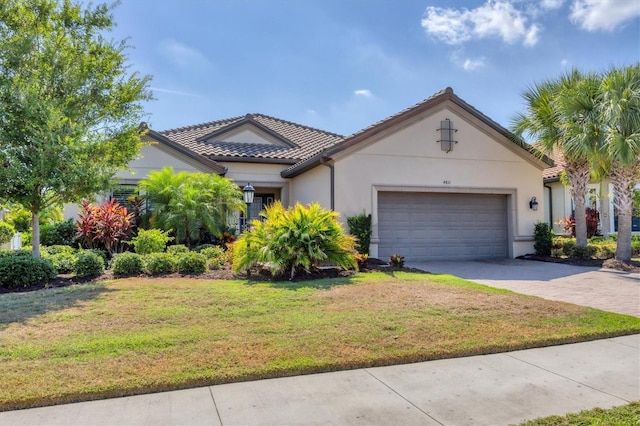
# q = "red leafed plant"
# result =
<box><xmin>560</xmin><ymin>208</ymin><xmax>600</xmax><ymax>238</ymax></box>
<box><xmin>76</xmin><ymin>198</ymin><xmax>134</xmax><ymax>255</ymax></box>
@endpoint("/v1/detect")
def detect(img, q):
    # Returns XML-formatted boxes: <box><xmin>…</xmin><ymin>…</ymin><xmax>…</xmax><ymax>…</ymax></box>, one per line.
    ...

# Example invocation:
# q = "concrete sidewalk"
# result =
<box><xmin>1</xmin><ymin>335</ymin><xmax>638</xmax><ymax>426</ymax></box>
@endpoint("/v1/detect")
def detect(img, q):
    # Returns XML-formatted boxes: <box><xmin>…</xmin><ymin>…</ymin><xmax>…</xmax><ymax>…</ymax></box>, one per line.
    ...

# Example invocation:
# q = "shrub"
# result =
<box><xmin>48</xmin><ymin>252</ymin><xmax>77</xmax><ymax>274</ymax></box>
<box><xmin>76</xmin><ymin>198</ymin><xmax>134</xmax><ymax>255</ymax></box>
<box><xmin>0</xmin><ymin>221</ymin><xmax>15</xmax><ymax>245</ymax></box>
<box><xmin>73</xmin><ymin>251</ymin><xmax>105</xmax><ymax>278</ymax></box>
<box><xmin>193</xmin><ymin>244</ymin><xmax>216</xmax><ymax>252</ymax></box>
<box><xmin>41</xmin><ymin>245</ymin><xmax>76</xmax><ymax>256</ymax></box>
<box><xmin>40</xmin><ymin>219</ymin><xmax>76</xmax><ymax>246</ymax></box>
<box><xmin>571</xmin><ymin>245</ymin><xmax>597</xmax><ymax>259</ymax></box>
<box><xmin>0</xmin><ymin>254</ymin><xmax>57</xmax><ymax>288</ymax></box>
<box><xmin>353</xmin><ymin>253</ymin><xmax>368</xmax><ymax>269</ymax></box>
<box><xmin>347</xmin><ymin>212</ymin><xmax>372</xmax><ymax>255</ymax></box>
<box><xmin>390</xmin><ymin>254</ymin><xmax>405</xmax><ymax>267</ymax></box>
<box><xmin>85</xmin><ymin>249</ymin><xmax>108</xmax><ymax>267</ymax></box>
<box><xmin>111</xmin><ymin>252</ymin><xmax>143</xmax><ymax>276</ymax></box>
<box><xmin>176</xmin><ymin>252</ymin><xmax>207</xmax><ymax>274</ymax></box>
<box><xmin>167</xmin><ymin>244</ymin><xmax>190</xmax><ymax>255</ymax></box>
<box><xmin>633</xmin><ymin>241</ymin><xmax>640</xmax><ymax>257</ymax></box>
<box><xmin>130</xmin><ymin>228</ymin><xmax>173</xmax><ymax>254</ymax></box>
<box><xmin>0</xmin><ymin>249</ymin><xmax>32</xmax><ymax>259</ymax></box>
<box><xmin>200</xmin><ymin>246</ymin><xmax>226</xmax><ymax>270</ymax></box>
<box><xmin>562</xmin><ymin>241</ymin><xmax>576</xmax><ymax>257</ymax></box>
<box><xmin>142</xmin><ymin>252</ymin><xmax>177</xmax><ymax>275</ymax></box>
<box><xmin>533</xmin><ymin>222</ymin><xmax>553</xmax><ymax>256</ymax></box>
<box><xmin>595</xmin><ymin>244</ymin><xmax>616</xmax><ymax>259</ymax></box>
<box><xmin>232</xmin><ymin>202</ymin><xmax>357</xmax><ymax>279</ymax></box>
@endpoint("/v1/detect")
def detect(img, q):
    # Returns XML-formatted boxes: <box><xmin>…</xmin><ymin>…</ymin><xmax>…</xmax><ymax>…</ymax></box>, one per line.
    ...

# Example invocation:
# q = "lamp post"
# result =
<box><xmin>242</xmin><ymin>183</ymin><xmax>255</xmax><ymax>231</ymax></box>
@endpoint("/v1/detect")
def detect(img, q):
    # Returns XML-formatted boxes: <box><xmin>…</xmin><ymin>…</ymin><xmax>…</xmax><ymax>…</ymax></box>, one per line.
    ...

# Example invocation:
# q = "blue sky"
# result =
<box><xmin>110</xmin><ymin>0</ymin><xmax>640</xmax><ymax>136</ymax></box>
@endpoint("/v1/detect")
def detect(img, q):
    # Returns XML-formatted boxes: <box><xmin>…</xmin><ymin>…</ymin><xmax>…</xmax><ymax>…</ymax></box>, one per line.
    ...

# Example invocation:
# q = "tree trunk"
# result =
<box><xmin>610</xmin><ymin>161</ymin><xmax>639</xmax><ymax>262</ymax></box>
<box><xmin>565</xmin><ymin>158</ymin><xmax>590</xmax><ymax>247</ymax></box>
<box><xmin>31</xmin><ymin>212</ymin><xmax>40</xmax><ymax>258</ymax></box>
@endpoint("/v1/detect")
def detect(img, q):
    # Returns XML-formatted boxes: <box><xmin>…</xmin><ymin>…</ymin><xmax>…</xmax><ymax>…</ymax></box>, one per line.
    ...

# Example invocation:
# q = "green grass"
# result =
<box><xmin>1</xmin><ymin>271</ymin><xmax>639</xmax><ymax>411</ymax></box>
<box><xmin>517</xmin><ymin>401</ymin><xmax>640</xmax><ymax>425</ymax></box>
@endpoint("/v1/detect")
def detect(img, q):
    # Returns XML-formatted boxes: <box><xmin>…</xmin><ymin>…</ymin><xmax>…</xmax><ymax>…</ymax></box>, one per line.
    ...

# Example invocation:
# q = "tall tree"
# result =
<box><xmin>512</xmin><ymin>70</ymin><xmax>601</xmax><ymax>248</ymax></box>
<box><xmin>0</xmin><ymin>0</ymin><xmax>152</xmax><ymax>257</ymax></box>
<box><xmin>599</xmin><ymin>64</ymin><xmax>640</xmax><ymax>261</ymax></box>
<box><xmin>137</xmin><ymin>167</ymin><xmax>246</xmax><ymax>246</ymax></box>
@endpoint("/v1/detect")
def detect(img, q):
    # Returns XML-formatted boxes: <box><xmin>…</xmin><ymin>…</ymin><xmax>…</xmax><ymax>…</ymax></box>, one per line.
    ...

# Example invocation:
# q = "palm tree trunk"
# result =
<box><xmin>611</xmin><ymin>161</ymin><xmax>639</xmax><ymax>262</ymax></box>
<box><xmin>565</xmin><ymin>158</ymin><xmax>590</xmax><ymax>247</ymax></box>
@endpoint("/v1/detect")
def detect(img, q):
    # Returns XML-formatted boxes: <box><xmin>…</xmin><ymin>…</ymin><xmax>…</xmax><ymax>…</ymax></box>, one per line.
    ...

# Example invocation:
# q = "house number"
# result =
<box><xmin>443</xmin><ymin>180</ymin><xmax>451</xmax><ymax>185</ymax></box>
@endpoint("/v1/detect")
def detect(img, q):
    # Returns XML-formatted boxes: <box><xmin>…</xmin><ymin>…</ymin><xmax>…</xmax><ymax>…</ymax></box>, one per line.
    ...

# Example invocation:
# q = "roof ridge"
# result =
<box><xmin>160</xmin><ymin>115</ymin><xmax>245</xmax><ymax>134</ymax></box>
<box><xmin>251</xmin><ymin>112</ymin><xmax>345</xmax><ymax>139</ymax></box>
<box><xmin>345</xmin><ymin>87</ymin><xmax>451</xmax><ymax>138</ymax></box>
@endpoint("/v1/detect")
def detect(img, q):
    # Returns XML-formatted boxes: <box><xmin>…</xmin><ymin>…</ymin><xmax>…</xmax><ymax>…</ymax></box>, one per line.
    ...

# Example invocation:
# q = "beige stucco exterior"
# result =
<box><xmin>326</xmin><ymin>102</ymin><xmax>545</xmax><ymax>258</ymax></box>
<box><xmin>546</xmin><ymin>178</ymin><xmax>639</xmax><ymax>236</ymax></box>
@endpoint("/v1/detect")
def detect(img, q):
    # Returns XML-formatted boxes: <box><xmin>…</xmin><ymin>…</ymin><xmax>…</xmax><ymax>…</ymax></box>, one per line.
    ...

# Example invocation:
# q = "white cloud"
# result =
<box><xmin>150</xmin><ymin>87</ymin><xmax>202</xmax><ymax>98</ymax></box>
<box><xmin>421</xmin><ymin>1</ymin><xmax>540</xmax><ymax>46</ymax></box>
<box><xmin>560</xmin><ymin>58</ymin><xmax>569</xmax><ymax>67</ymax></box>
<box><xmin>354</xmin><ymin>89</ymin><xmax>373</xmax><ymax>98</ymax></box>
<box><xmin>541</xmin><ymin>0</ymin><xmax>565</xmax><ymax>10</ymax></box>
<box><xmin>463</xmin><ymin>57</ymin><xmax>486</xmax><ymax>71</ymax></box>
<box><xmin>570</xmin><ymin>0</ymin><xmax>640</xmax><ymax>31</ymax></box>
<box><xmin>157</xmin><ymin>38</ymin><xmax>211</xmax><ymax>69</ymax></box>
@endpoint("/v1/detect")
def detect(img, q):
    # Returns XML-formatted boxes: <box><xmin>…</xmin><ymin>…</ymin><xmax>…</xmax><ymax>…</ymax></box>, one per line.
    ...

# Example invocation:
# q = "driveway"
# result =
<box><xmin>408</xmin><ymin>259</ymin><xmax>640</xmax><ymax>317</ymax></box>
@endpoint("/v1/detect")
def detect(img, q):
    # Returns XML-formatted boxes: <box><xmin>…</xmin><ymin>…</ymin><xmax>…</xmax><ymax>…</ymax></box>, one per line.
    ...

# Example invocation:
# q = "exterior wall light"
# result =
<box><xmin>242</xmin><ymin>183</ymin><xmax>255</xmax><ymax>231</ymax></box>
<box><xmin>529</xmin><ymin>196</ymin><xmax>539</xmax><ymax>211</ymax></box>
<box><xmin>437</xmin><ymin>118</ymin><xmax>458</xmax><ymax>153</ymax></box>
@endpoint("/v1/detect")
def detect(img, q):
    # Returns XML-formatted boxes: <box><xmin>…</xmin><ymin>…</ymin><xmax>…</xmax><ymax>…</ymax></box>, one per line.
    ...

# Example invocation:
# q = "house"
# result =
<box><xmin>71</xmin><ymin>87</ymin><xmax>552</xmax><ymax>261</ymax></box>
<box><xmin>543</xmin><ymin>163</ymin><xmax>640</xmax><ymax>236</ymax></box>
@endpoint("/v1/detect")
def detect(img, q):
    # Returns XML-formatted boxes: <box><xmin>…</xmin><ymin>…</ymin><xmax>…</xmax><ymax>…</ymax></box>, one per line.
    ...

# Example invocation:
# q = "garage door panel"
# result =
<box><xmin>378</xmin><ymin>192</ymin><xmax>508</xmax><ymax>261</ymax></box>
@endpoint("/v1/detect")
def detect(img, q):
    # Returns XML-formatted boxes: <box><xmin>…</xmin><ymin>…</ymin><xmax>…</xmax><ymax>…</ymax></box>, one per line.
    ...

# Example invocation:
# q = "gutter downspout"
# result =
<box><xmin>320</xmin><ymin>156</ymin><xmax>335</xmax><ymax>210</ymax></box>
<box><xmin>544</xmin><ymin>183</ymin><xmax>553</xmax><ymax>225</ymax></box>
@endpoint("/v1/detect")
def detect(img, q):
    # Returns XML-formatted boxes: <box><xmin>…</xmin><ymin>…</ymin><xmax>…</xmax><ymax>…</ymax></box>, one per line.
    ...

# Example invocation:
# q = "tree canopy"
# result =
<box><xmin>0</xmin><ymin>0</ymin><xmax>152</xmax><ymax>256</ymax></box>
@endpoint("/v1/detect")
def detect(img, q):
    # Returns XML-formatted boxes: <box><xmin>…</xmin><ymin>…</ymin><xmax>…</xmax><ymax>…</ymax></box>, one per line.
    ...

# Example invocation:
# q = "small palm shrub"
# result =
<box><xmin>74</xmin><ymin>251</ymin><xmax>105</xmax><ymax>278</ymax></box>
<box><xmin>0</xmin><ymin>254</ymin><xmax>57</xmax><ymax>288</ymax></box>
<box><xmin>533</xmin><ymin>222</ymin><xmax>553</xmax><ymax>256</ymax></box>
<box><xmin>390</xmin><ymin>254</ymin><xmax>405</xmax><ymax>267</ymax></box>
<box><xmin>142</xmin><ymin>252</ymin><xmax>177</xmax><ymax>275</ymax></box>
<box><xmin>167</xmin><ymin>244</ymin><xmax>190</xmax><ymax>255</ymax></box>
<box><xmin>0</xmin><ymin>221</ymin><xmax>15</xmax><ymax>245</ymax></box>
<box><xmin>111</xmin><ymin>252</ymin><xmax>143</xmax><ymax>276</ymax></box>
<box><xmin>176</xmin><ymin>252</ymin><xmax>207</xmax><ymax>274</ymax></box>
<box><xmin>200</xmin><ymin>246</ymin><xmax>226</xmax><ymax>270</ymax></box>
<box><xmin>232</xmin><ymin>202</ymin><xmax>357</xmax><ymax>279</ymax></box>
<box><xmin>130</xmin><ymin>229</ymin><xmax>173</xmax><ymax>254</ymax></box>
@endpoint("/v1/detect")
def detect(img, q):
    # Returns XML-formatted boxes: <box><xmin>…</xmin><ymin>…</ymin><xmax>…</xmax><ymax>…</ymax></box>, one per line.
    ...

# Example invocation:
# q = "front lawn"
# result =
<box><xmin>2</xmin><ymin>271</ymin><xmax>639</xmax><ymax>411</ymax></box>
<box><xmin>517</xmin><ymin>401</ymin><xmax>640</xmax><ymax>425</ymax></box>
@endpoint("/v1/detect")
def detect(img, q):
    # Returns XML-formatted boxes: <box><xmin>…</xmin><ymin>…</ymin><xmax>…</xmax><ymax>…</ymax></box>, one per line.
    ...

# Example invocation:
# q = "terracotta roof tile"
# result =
<box><xmin>159</xmin><ymin>114</ymin><xmax>344</xmax><ymax>162</ymax></box>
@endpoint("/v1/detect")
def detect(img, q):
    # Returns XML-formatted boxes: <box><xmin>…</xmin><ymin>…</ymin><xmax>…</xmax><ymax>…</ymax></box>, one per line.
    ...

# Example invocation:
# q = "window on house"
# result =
<box><xmin>110</xmin><ymin>185</ymin><xmax>150</xmax><ymax>213</ymax></box>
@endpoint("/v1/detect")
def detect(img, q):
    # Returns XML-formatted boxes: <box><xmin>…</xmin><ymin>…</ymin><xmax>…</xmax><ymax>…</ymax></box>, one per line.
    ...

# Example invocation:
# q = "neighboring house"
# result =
<box><xmin>68</xmin><ymin>87</ymin><xmax>552</xmax><ymax>261</ymax></box>
<box><xmin>543</xmin><ymin>164</ymin><xmax>640</xmax><ymax>236</ymax></box>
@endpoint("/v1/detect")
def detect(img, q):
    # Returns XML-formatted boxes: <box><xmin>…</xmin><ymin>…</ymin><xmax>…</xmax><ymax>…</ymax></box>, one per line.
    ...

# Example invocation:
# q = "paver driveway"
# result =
<box><xmin>409</xmin><ymin>259</ymin><xmax>640</xmax><ymax>317</ymax></box>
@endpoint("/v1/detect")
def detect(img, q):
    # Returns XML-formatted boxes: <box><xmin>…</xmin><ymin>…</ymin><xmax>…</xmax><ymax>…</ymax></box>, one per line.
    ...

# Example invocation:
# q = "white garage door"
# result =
<box><xmin>378</xmin><ymin>192</ymin><xmax>508</xmax><ymax>261</ymax></box>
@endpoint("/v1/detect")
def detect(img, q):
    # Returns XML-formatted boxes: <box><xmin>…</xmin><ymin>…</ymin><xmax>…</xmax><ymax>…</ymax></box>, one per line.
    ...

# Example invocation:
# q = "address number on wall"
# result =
<box><xmin>443</xmin><ymin>180</ymin><xmax>451</xmax><ymax>185</ymax></box>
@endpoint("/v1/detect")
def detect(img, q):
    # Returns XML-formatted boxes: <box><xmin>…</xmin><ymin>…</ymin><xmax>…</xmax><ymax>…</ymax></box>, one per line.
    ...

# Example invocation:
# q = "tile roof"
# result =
<box><xmin>159</xmin><ymin>113</ymin><xmax>344</xmax><ymax>163</ymax></box>
<box><xmin>282</xmin><ymin>87</ymin><xmax>552</xmax><ymax>177</ymax></box>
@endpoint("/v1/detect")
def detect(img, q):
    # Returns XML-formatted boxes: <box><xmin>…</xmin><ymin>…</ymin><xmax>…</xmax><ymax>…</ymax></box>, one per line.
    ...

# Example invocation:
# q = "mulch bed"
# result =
<box><xmin>2</xmin><ymin>256</ymin><xmax>638</xmax><ymax>295</ymax></box>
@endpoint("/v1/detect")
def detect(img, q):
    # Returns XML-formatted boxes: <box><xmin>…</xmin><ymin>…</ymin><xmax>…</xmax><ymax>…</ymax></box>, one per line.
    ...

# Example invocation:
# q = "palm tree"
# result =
<box><xmin>137</xmin><ymin>167</ymin><xmax>246</xmax><ymax>246</ymax></box>
<box><xmin>512</xmin><ymin>70</ymin><xmax>601</xmax><ymax>248</ymax></box>
<box><xmin>598</xmin><ymin>64</ymin><xmax>640</xmax><ymax>261</ymax></box>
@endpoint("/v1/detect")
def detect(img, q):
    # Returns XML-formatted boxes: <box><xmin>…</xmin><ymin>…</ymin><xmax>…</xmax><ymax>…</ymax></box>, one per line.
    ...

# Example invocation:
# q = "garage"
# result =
<box><xmin>378</xmin><ymin>192</ymin><xmax>509</xmax><ymax>261</ymax></box>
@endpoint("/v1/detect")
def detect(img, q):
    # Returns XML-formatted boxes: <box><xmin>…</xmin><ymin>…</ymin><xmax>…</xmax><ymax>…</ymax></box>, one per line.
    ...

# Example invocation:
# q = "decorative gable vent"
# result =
<box><xmin>437</xmin><ymin>118</ymin><xmax>458</xmax><ymax>153</ymax></box>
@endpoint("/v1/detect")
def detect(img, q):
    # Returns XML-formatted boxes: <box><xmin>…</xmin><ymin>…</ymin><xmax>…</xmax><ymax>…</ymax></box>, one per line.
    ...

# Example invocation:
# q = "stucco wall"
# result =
<box><xmin>221</xmin><ymin>162</ymin><xmax>291</xmax><ymax>207</ymax></box>
<box><xmin>331</xmin><ymin>104</ymin><xmax>545</xmax><ymax>258</ymax></box>
<box><xmin>289</xmin><ymin>165</ymin><xmax>331</xmax><ymax>208</ymax></box>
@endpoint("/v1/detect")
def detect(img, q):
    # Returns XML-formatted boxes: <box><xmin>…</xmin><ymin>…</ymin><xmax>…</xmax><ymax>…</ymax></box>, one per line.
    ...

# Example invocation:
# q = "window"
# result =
<box><xmin>613</xmin><ymin>188</ymin><xmax>640</xmax><ymax>232</ymax></box>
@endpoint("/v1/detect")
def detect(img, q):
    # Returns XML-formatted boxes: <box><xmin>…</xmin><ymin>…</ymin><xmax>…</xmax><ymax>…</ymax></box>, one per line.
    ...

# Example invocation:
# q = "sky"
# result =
<box><xmin>108</xmin><ymin>0</ymin><xmax>640</xmax><ymax>137</ymax></box>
